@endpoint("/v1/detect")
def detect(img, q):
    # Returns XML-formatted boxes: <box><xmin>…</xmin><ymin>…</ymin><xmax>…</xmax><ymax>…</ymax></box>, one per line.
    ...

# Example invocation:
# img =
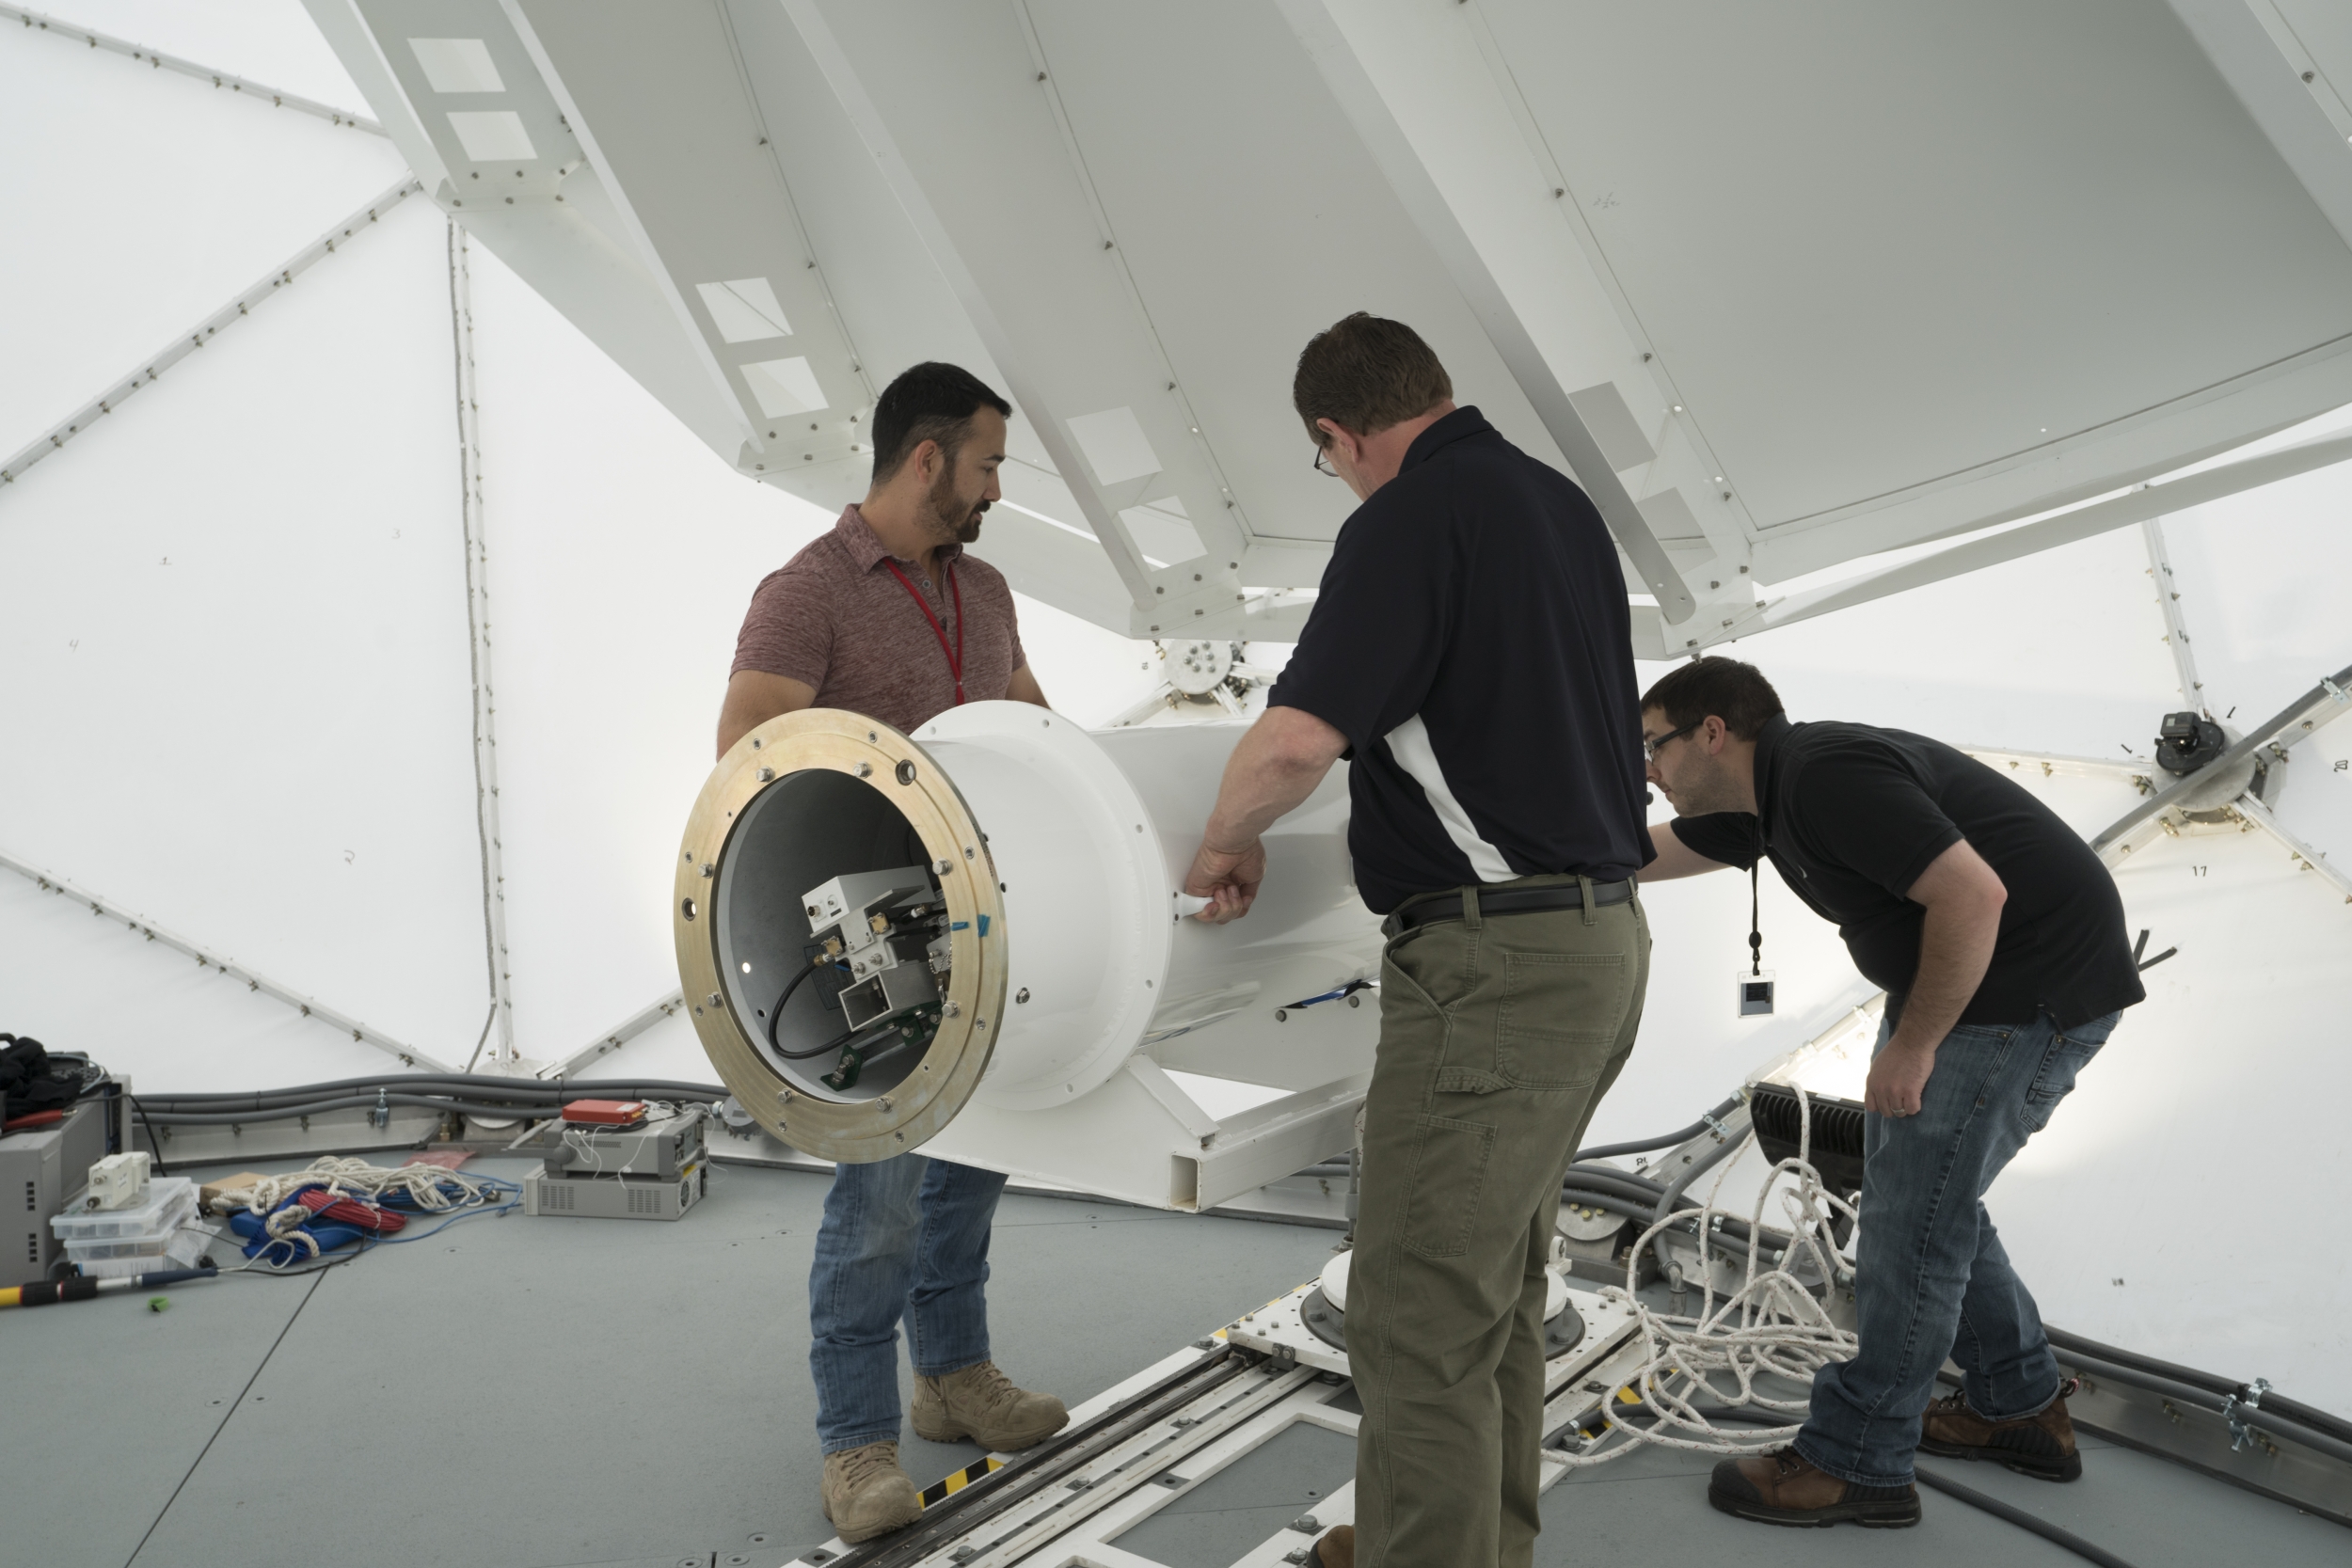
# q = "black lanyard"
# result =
<box><xmin>1749</xmin><ymin>861</ymin><xmax>1764</xmax><ymax>977</ymax></box>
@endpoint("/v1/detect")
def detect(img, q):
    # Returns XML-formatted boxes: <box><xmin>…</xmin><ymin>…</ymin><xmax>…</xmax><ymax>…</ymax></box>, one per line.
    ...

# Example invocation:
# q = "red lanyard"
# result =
<box><xmin>882</xmin><ymin>558</ymin><xmax>965</xmax><ymax>705</ymax></box>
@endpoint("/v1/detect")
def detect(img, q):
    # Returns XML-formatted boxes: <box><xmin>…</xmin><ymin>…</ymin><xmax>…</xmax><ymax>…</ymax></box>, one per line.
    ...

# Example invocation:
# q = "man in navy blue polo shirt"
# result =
<box><xmin>1184</xmin><ymin>313</ymin><xmax>1654</xmax><ymax>1568</ymax></box>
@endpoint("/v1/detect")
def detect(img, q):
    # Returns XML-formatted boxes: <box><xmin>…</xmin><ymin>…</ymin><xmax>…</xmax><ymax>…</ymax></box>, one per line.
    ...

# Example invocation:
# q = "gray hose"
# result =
<box><xmin>1560</xmin><ymin>1186</ymin><xmax>1761</xmax><ymax>1248</ymax></box>
<box><xmin>138</xmin><ymin>1075</ymin><xmax>725</xmax><ymax>1109</ymax></box>
<box><xmin>1911</xmin><ymin>1467</ymin><xmax>2137</xmax><ymax>1568</ymax></box>
<box><xmin>1652</xmin><ymin>1115</ymin><xmax>1749</xmax><ymax>1227</ymax></box>
<box><xmin>145</xmin><ymin>1094</ymin><xmax>608</xmax><ymax>1126</ymax></box>
<box><xmin>2054</xmin><ymin>1350</ymin><xmax>2352</xmax><ymax>1468</ymax></box>
<box><xmin>2043</xmin><ymin>1327</ymin><xmax>2352</xmax><ymax>1449</ymax></box>
<box><xmin>1576</xmin><ymin>1094</ymin><xmax>1742</xmax><ymax>1164</ymax></box>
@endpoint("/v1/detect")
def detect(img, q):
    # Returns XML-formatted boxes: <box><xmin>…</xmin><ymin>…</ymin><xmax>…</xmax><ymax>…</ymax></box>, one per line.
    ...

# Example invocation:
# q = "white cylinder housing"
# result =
<box><xmin>675</xmin><ymin>704</ymin><xmax>1382</xmax><ymax>1166</ymax></box>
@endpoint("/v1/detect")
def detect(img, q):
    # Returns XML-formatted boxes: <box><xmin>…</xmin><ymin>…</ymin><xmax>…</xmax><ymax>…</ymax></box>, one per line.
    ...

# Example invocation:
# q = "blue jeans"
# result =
<box><xmin>808</xmin><ymin>1153</ymin><xmax>1006</xmax><ymax>1453</ymax></box>
<box><xmin>1793</xmin><ymin>1007</ymin><xmax>2117</xmax><ymax>1487</ymax></box>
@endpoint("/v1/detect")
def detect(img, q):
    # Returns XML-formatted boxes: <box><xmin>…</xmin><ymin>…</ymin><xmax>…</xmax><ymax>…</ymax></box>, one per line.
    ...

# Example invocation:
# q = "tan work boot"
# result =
<box><xmin>1919</xmin><ymin>1381</ymin><xmax>2083</xmax><ymax>1481</ymax></box>
<box><xmin>913</xmin><ymin>1359</ymin><xmax>1069</xmax><ymax>1451</ymax></box>
<box><xmin>819</xmin><ymin>1441</ymin><xmax>922</xmax><ymax>1544</ymax></box>
<box><xmin>1707</xmin><ymin>1448</ymin><xmax>1920</xmax><ymax>1528</ymax></box>
<box><xmin>1306</xmin><ymin>1523</ymin><xmax>1354</xmax><ymax>1566</ymax></box>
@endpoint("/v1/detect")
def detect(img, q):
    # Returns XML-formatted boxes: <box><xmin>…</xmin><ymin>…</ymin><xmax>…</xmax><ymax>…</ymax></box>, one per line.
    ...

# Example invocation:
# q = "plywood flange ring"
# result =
<box><xmin>672</xmin><ymin>708</ymin><xmax>1008</xmax><ymax>1163</ymax></box>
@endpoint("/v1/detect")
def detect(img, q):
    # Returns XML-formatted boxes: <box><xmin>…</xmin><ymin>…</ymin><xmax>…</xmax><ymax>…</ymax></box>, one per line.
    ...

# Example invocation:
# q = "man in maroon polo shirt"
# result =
<box><xmin>718</xmin><ymin>363</ymin><xmax>1065</xmax><ymax>1544</ymax></box>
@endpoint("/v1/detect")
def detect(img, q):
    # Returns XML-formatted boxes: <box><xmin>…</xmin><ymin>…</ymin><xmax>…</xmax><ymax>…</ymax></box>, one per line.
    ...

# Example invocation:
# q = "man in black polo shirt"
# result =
<box><xmin>1183</xmin><ymin>313</ymin><xmax>1653</xmax><ymax>1568</ymax></box>
<box><xmin>1639</xmin><ymin>657</ymin><xmax>2143</xmax><ymax>1529</ymax></box>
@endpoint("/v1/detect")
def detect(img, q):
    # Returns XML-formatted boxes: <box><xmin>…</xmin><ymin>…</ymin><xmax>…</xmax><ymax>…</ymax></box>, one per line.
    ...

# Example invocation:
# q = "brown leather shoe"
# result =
<box><xmin>1919</xmin><ymin>1381</ymin><xmax>2082</xmax><ymax>1481</ymax></box>
<box><xmin>913</xmin><ymin>1359</ymin><xmax>1070</xmax><ymax>1451</ymax></box>
<box><xmin>1707</xmin><ymin>1448</ymin><xmax>1920</xmax><ymax>1528</ymax></box>
<box><xmin>1305</xmin><ymin>1523</ymin><xmax>1353</xmax><ymax>1567</ymax></box>
<box><xmin>819</xmin><ymin>1440</ymin><xmax>923</xmax><ymax>1544</ymax></box>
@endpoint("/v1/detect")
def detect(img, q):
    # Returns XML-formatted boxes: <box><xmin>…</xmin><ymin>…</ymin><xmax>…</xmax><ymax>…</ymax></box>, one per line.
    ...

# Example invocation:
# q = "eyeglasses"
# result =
<box><xmin>1312</xmin><ymin>445</ymin><xmax>1338</xmax><ymax>478</ymax></box>
<box><xmin>1642</xmin><ymin>721</ymin><xmax>1701</xmax><ymax>763</ymax></box>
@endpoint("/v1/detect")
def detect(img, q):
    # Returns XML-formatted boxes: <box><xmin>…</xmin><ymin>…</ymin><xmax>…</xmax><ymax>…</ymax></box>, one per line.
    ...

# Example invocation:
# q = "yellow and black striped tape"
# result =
<box><xmin>919</xmin><ymin>1456</ymin><xmax>1004</xmax><ymax>1508</ymax></box>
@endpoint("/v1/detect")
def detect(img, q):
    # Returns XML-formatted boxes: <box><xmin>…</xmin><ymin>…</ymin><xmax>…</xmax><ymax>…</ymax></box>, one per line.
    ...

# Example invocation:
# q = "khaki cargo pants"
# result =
<box><xmin>1349</xmin><ymin>875</ymin><xmax>1649</xmax><ymax>1568</ymax></box>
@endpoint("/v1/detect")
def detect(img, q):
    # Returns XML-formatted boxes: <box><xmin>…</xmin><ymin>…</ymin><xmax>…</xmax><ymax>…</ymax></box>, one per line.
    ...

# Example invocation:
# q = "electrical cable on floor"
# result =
<box><xmin>1911</xmin><ymin>1466</ymin><xmax>2137</xmax><ymax>1568</ymax></box>
<box><xmin>1592</xmin><ymin>1402</ymin><xmax>2141</xmax><ymax>1568</ymax></box>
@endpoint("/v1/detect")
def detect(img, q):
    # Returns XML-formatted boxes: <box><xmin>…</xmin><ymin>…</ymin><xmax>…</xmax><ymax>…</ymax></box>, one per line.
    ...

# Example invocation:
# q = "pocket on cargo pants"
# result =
<box><xmin>1376</xmin><ymin>926</ymin><xmax>1502</xmax><ymax>1260</ymax></box>
<box><xmin>1397</xmin><ymin>1114</ymin><xmax>1498</xmax><ymax>1259</ymax></box>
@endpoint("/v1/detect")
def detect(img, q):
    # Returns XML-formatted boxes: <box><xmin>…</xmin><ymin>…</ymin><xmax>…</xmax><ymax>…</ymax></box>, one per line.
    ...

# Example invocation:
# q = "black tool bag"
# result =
<box><xmin>0</xmin><ymin>1034</ymin><xmax>87</xmax><ymax>1125</ymax></box>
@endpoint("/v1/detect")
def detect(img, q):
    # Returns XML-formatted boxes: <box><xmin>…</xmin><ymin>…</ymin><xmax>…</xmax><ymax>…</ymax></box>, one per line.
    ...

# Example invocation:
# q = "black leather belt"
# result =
<box><xmin>1390</xmin><ymin>879</ymin><xmax>1635</xmax><ymax>934</ymax></box>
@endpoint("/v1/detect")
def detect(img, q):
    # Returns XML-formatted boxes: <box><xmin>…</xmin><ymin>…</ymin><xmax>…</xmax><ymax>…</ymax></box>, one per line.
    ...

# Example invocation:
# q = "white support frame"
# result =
<box><xmin>2142</xmin><ymin>514</ymin><xmax>2210</xmax><ymax>713</ymax></box>
<box><xmin>539</xmin><ymin>990</ymin><xmax>685</xmax><ymax>1081</ymax></box>
<box><xmin>1660</xmin><ymin>428</ymin><xmax>2352</xmax><ymax>656</ymax></box>
<box><xmin>0</xmin><ymin>4</ymin><xmax>386</xmax><ymax>135</ymax></box>
<box><xmin>447</xmin><ymin>224</ymin><xmax>516</xmax><ymax>1066</ymax></box>
<box><xmin>0</xmin><ymin>178</ymin><xmax>423</xmax><ymax>491</ymax></box>
<box><xmin>779</xmin><ymin>0</ymin><xmax>1169</xmax><ymax>626</ymax></box>
<box><xmin>2093</xmin><ymin>657</ymin><xmax>2352</xmax><ymax>862</ymax></box>
<box><xmin>0</xmin><ymin>848</ymin><xmax>453</xmax><ymax>1072</ymax></box>
<box><xmin>1279</xmin><ymin>0</ymin><xmax>1700</xmax><ymax>629</ymax></box>
<box><xmin>2233</xmin><ymin>795</ymin><xmax>2352</xmax><ymax>907</ymax></box>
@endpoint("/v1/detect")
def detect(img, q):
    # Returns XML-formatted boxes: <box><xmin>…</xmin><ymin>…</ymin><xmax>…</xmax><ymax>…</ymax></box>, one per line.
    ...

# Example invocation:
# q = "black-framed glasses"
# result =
<box><xmin>1312</xmin><ymin>445</ymin><xmax>1337</xmax><ymax>477</ymax></box>
<box><xmin>1642</xmin><ymin>720</ymin><xmax>1701</xmax><ymax>763</ymax></box>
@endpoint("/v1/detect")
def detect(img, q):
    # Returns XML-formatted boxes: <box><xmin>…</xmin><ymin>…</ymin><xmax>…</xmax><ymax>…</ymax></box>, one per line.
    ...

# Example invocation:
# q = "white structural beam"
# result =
<box><xmin>539</xmin><ymin>990</ymin><xmax>684</xmax><ymax>1082</ymax></box>
<box><xmin>0</xmin><ymin>849</ymin><xmax>454</xmax><ymax>1073</ymax></box>
<box><xmin>303</xmin><ymin>0</ymin><xmax>757</xmax><ymax>470</ymax></box>
<box><xmin>1280</xmin><ymin>0</ymin><xmax>1701</xmax><ymax>628</ymax></box>
<box><xmin>782</xmin><ymin>0</ymin><xmax>1267</xmax><ymax>638</ymax></box>
<box><xmin>1661</xmin><ymin>428</ymin><xmax>2352</xmax><ymax>655</ymax></box>
<box><xmin>2168</xmin><ymin>0</ymin><xmax>2352</xmax><ymax>256</ymax></box>
<box><xmin>1961</xmin><ymin>748</ymin><xmax>2158</xmax><ymax>788</ymax></box>
<box><xmin>447</xmin><ymin>226</ymin><xmax>515</xmax><ymax>1065</ymax></box>
<box><xmin>0</xmin><ymin>179</ymin><xmax>423</xmax><ymax>493</ymax></box>
<box><xmin>2092</xmin><ymin>657</ymin><xmax>2352</xmax><ymax>862</ymax></box>
<box><xmin>301</xmin><ymin>3</ymin><xmax>2352</xmax><ymax>640</ymax></box>
<box><xmin>2234</xmin><ymin>794</ymin><xmax>2352</xmax><ymax>907</ymax></box>
<box><xmin>500</xmin><ymin>0</ymin><xmax>872</xmax><ymax>487</ymax></box>
<box><xmin>2141</xmin><ymin>515</ymin><xmax>2210</xmax><ymax>714</ymax></box>
<box><xmin>1</xmin><ymin>4</ymin><xmax>385</xmax><ymax>135</ymax></box>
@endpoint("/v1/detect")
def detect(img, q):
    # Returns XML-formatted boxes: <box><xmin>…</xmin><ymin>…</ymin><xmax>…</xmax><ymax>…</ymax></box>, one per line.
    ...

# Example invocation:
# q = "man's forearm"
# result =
<box><xmin>1201</xmin><ymin>708</ymin><xmax>1345</xmax><ymax>850</ymax></box>
<box><xmin>1886</xmin><ymin>895</ymin><xmax>2003</xmax><ymax>1053</ymax></box>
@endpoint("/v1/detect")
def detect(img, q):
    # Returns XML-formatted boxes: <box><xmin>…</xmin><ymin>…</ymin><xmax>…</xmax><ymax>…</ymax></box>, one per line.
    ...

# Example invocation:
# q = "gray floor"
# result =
<box><xmin>4</xmin><ymin>1154</ymin><xmax>2344</xmax><ymax>1568</ymax></box>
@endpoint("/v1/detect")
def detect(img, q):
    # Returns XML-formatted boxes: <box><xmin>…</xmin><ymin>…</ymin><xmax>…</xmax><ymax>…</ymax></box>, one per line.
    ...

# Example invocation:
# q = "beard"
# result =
<box><xmin>1662</xmin><ymin>762</ymin><xmax>1745</xmax><ymax>817</ymax></box>
<box><xmin>925</xmin><ymin>462</ymin><xmax>990</xmax><ymax>546</ymax></box>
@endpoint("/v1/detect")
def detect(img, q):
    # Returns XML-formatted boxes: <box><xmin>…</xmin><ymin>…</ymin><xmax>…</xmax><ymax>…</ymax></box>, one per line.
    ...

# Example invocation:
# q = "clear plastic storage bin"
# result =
<box><xmin>50</xmin><ymin>1176</ymin><xmax>198</xmax><ymax>1242</ymax></box>
<box><xmin>64</xmin><ymin>1226</ymin><xmax>211</xmax><ymax>1278</ymax></box>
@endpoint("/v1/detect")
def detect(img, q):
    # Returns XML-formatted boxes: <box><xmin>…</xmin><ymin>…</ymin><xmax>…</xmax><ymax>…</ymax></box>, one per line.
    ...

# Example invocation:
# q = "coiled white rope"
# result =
<box><xmin>1559</xmin><ymin>1085</ymin><xmax>1860</xmax><ymax>1465</ymax></box>
<box><xmin>210</xmin><ymin>1156</ymin><xmax>514</xmax><ymax>1256</ymax></box>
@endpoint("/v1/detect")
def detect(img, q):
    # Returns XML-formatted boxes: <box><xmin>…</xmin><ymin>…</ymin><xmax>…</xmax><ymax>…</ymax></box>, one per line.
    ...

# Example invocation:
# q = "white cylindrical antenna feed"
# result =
<box><xmin>675</xmin><ymin>704</ymin><xmax>1381</xmax><ymax>1167</ymax></box>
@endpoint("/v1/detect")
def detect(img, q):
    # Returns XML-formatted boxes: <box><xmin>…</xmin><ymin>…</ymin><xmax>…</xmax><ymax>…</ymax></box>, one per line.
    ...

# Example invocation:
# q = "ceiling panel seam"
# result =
<box><xmin>0</xmin><ymin>3</ymin><xmax>385</xmax><ymax>135</ymax></box>
<box><xmin>0</xmin><ymin>178</ymin><xmax>424</xmax><ymax>495</ymax></box>
<box><xmin>1760</xmin><ymin>326</ymin><xmax>2352</xmax><ymax>540</ymax></box>
<box><xmin>447</xmin><ymin>224</ymin><xmax>515</xmax><ymax>1068</ymax></box>
<box><xmin>540</xmin><ymin>990</ymin><xmax>685</xmax><ymax>1080</ymax></box>
<box><xmin>1688</xmin><ymin>426</ymin><xmax>2352</xmax><ymax>651</ymax></box>
<box><xmin>0</xmin><ymin>849</ymin><xmax>453</xmax><ymax>1073</ymax></box>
